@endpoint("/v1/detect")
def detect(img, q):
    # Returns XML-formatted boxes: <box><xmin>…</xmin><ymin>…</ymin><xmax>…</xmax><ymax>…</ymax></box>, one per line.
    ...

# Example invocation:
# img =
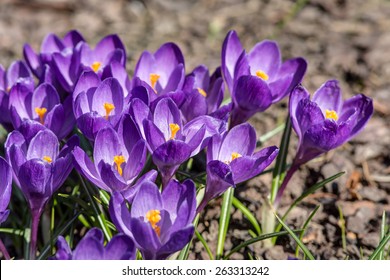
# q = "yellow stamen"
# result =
<box><xmin>43</xmin><ymin>156</ymin><xmax>52</xmax><ymax>163</ymax></box>
<box><xmin>103</xmin><ymin>102</ymin><xmax>115</xmax><ymax>120</ymax></box>
<box><xmin>6</xmin><ymin>86</ymin><xmax>11</xmax><ymax>93</ymax></box>
<box><xmin>231</xmin><ymin>152</ymin><xmax>242</xmax><ymax>161</ymax></box>
<box><xmin>169</xmin><ymin>123</ymin><xmax>180</xmax><ymax>140</ymax></box>
<box><xmin>325</xmin><ymin>109</ymin><xmax>338</xmax><ymax>121</ymax></box>
<box><xmin>113</xmin><ymin>155</ymin><xmax>126</xmax><ymax>176</ymax></box>
<box><xmin>146</xmin><ymin>209</ymin><xmax>161</xmax><ymax>237</ymax></box>
<box><xmin>91</xmin><ymin>61</ymin><xmax>101</xmax><ymax>72</ymax></box>
<box><xmin>150</xmin><ymin>73</ymin><xmax>160</xmax><ymax>91</ymax></box>
<box><xmin>35</xmin><ymin>107</ymin><xmax>47</xmax><ymax>124</ymax></box>
<box><xmin>197</xmin><ymin>87</ymin><xmax>207</xmax><ymax>97</ymax></box>
<box><xmin>255</xmin><ymin>70</ymin><xmax>269</xmax><ymax>81</ymax></box>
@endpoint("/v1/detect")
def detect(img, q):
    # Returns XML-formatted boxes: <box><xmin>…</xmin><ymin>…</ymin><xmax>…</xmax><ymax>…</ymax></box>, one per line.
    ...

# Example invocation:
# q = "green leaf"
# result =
<box><xmin>274</xmin><ymin>212</ymin><xmax>315</xmax><ymax>260</ymax></box>
<box><xmin>369</xmin><ymin>233</ymin><xmax>390</xmax><ymax>260</ymax></box>
<box><xmin>232</xmin><ymin>197</ymin><xmax>261</xmax><ymax>235</ymax></box>
<box><xmin>216</xmin><ymin>187</ymin><xmax>234</xmax><ymax>259</ymax></box>
<box><xmin>195</xmin><ymin>230</ymin><xmax>214</xmax><ymax>260</ymax></box>
<box><xmin>295</xmin><ymin>205</ymin><xmax>320</xmax><ymax>257</ymax></box>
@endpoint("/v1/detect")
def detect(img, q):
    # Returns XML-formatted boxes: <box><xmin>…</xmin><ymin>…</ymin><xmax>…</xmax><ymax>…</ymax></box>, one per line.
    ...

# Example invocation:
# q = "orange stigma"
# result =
<box><xmin>169</xmin><ymin>123</ymin><xmax>180</xmax><ymax>140</ymax></box>
<box><xmin>231</xmin><ymin>152</ymin><xmax>242</xmax><ymax>161</ymax></box>
<box><xmin>91</xmin><ymin>62</ymin><xmax>101</xmax><ymax>72</ymax></box>
<box><xmin>150</xmin><ymin>73</ymin><xmax>160</xmax><ymax>91</ymax></box>
<box><xmin>43</xmin><ymin>156</ymin><xmax>52</xmax><ymax>163</ymax></box>
<box><xmin>113</xmin><ymin>155</ymin><xmax>126</xmax><ymax>176</ymax></box>
<box><xmin>255</xmin><ymin>70</ymin><xmax>269</xmax><ymax>81</ymax></box>
<box><xmin>197</xmin><ymin>88</ymin><xmax>207</xmax><ymax>97</ymax></box>
<box><xmin>325</xmin><ymin>109</ymin><xmax>338</xmax><ymax>121</ymax></box>
<box><xmin>103</xmin><ymin>102</ymin><xmax>115</xmax><ymax>120</ymax></box>
<box><xmin>146</xmin><ymin>209</ymin><xmax>161</xmax><ymax>237</ymax></box>
<box><xmin>35</xmin><ymin>107</ymin><xmax>47</xmax><ymax>124</ymax></box>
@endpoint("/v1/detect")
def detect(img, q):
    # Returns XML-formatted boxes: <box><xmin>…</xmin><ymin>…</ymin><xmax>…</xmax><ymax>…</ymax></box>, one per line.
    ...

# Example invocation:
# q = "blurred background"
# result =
<box><xmin>0</xmin><ymin>0</ymin><xmax>389</xmax><ymax>259</ymax></box>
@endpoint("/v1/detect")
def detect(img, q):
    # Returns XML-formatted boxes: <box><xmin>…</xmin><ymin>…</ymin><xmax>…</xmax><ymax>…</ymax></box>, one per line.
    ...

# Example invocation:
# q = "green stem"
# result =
<box><xmin>232</xmin><ymin>197</ymin><xmax>261</xmax><ymax>235</ymax></box>
<box><xmin>216</xmin><ymin>187</ymin><xmax>234</xmax><ymax>259</ymax></box>
<box><xmin>29</xmin><ymin>211</ymin><xmax>41</xmax><ymax>260</ymax></box>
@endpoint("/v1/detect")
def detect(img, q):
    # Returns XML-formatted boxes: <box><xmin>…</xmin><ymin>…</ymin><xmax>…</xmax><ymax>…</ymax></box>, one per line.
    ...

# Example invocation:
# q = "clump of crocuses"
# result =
<box><xmin>0</xmin><ymin>29</ymin><xmax>374</xmax><ymax>261</ymax></box>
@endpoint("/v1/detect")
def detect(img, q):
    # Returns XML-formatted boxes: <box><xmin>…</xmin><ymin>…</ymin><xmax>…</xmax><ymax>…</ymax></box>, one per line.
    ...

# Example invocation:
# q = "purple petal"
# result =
<box><xmin>129</xmin><ymin>218</ymin><xmax>161</xmax><ymax>260</ymax></box>
<box><xmin>143</xmin><ymin>119</ymin><xmax>166</xmax><ymax>152</ymax></box>
<box><xmin>157</xmin><ymin>226</ymin><xmax>194</xmax><ymax>260</ymax></box>
<box><xmin>0</xmin><ymin>157</ymin><xmax>12</xmax><ymax>212</ymax></box>
<box><xmin>221</xmin><ymin>30</ymin><xmax>243</xmax><ymax>93</ymax></box>
<box><xmin>312</xmin><ymin>80</ymin><xmax>343</xmax><ymax>114</ymax></box>
<box><xmin>153</xmin><ymin>97</ymin><xmax>182</xmax><ymax>141</ymax></box>
<box><xmin>109</xmin><ymin>192</ymin><xmax>133</xmax><ymax>237</ymax></box>
<box><xmin>289</xmin><ymin>84</ymin><xmax>311</xmax><ymax>140</ymax></box>
<box><xmin>121</xmin><ymin>170</ymin><xmax>158</xmax><ymax>203</ymax></box>
<box><xmin>23</xmin><ymin>44</ymin><xmax>43</xmax><ymax>77</ymax></box>
<box><xmin>122</xmin><ymin>140</ymin><xmax>147</xmax><ymax>182</ymax></box>
<box><xmin>230</xmin><ymin>146</ymin><xmax>278</xmax><ymax>183</ymax></box>
<box><xmin>248</xmin><ymin>40</ymin><xmax>281</xmax><ymax>78</ymax></box>
<box><xmin>219</xmin><ymin>123</ymin><xmax>256</xmax><ymax>161</ymax></box>
<box><xmin>72</xmin><ymin>70</ymin><xmax>100</xmax><ymax>102</ymax></box>
<box><xmin>44</xmin><ymin>104</ymin><xmax>64</xmax><ymax>137</ymax></box>
<box><xmin>131</xmin><ymin>180</ymin><xmax>162</xmax><ymax>218</ymax></box>
<box><xmin>52</xmin><ymin>155</ymin><xmax>73</xmax><ymax>192</ymax></box>
<box><xmin>41</xmin><ymin>33</ymin><xmax>64</xmax><ymax>53</ymax></box>
<box><xmin>180</xmin><ymin>89</ymin><xmax>208</xmax><ymax>122</ymax></box>
<box><xmin>76</xmin><ymin>112</ymin><xmax>110</xmax><ymax>141</ymax></box>
<box><xmin>9</xmin><ymin>84</ymin><xmax>33</xmax><ymax>124</ymax></box>
<box><xmin>100</xmin><ymin>162</ymin><xmax>128</xmax><ymax>192</ymax></box>
<box><xmin>117</xmin><ymin>114</ymin><xmax>142</xmax><ymax>159</ymax></box>
<box><xmin>161</xmin><ymin>64</ymin><xmax>185</xmax><ymax>94</ymax></box>
<box><xmin>53</xmin><ymin>236</ymin><xmax>72</xmax><ymax>260</ymax></box>
<box><xmin>95</xmin><ymin>34</ymin><xmax>126</xmax><ymax>66</ymax></box>
<box><xmin>63</xmin><ymin>30</ymin><xmax>85</xmax><ymax>48</ymax></box>
<box><xmin>93</xmin><ymin>127</ymin><xmax>121</xmax><ymax>171</ymax></box>
<box><xmin>6</xmin><ymin>60</ymin><xmax>34</xmax><ymax>89</ymax></box>
<box><xmin>73</xmin><ymin>232</ymin><xmax>104</xmax><ymax>260</ymax></box>
<box><xmin>72</xmin><ymin>146</ymin><xmax>109</xmax><ymax>192</ymax></box>
<box><xmin>104</xmin><ymin>234</ymin><xmax>136</xmax><ymax>260</ymax></box>
<box><xmin>27</xmin><ymin>129</ymin><xmax>59</xmax><ymax>161</ymax></box>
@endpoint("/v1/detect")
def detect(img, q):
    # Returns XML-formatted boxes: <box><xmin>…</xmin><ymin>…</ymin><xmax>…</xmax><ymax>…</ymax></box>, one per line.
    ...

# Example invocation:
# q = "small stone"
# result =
<box><xmin>360</xmin><ymin>232</ymin><xmax>380</xmax><ymax>248</ymax></box>
<box><xmin>263</xmin><ymin>245</ymin><xmax>286</xmax><ymax>260</ymax></box>
<box><xmin>359</xmin><ymin>187</ymin><xmax>387</xmax><ymax>202</ymax></box>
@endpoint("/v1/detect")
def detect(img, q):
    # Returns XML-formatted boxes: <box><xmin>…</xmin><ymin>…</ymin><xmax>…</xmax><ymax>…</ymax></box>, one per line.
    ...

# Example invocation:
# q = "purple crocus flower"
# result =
<box><xmin>5</xmin><ymin>128</ymin><xmax>78</xmax><ymax>259</ymax></box>
<box><xmin>274</xmin><ymin>80</ymin><xmax>373</xmax><ymax>207</ymax></box>
<box><xmin>8</xmin><ymin>82</ymin><xmax>75</xmax><ymax>140</ymax></box>
<box><xmin>23</xmin><ymin>30</ymin><xmax>85</xmax><ymax>79</ymax></box>
<box><xmin>221</xmin><ymin>30</ymin><xmax>307</xmax><ymax>126</ymax></box>
<box><xmin>109</xmin><ymin>179</ymin><xmax>196</xmax><ymax>260</ymax></box>
<box><xmin>73</xmin><ymin>72</ymin><xmax>125</xmax><ymax>140</ymax></box>
<box><xmin>142</xmin><ymin>97</ymin><xmax>226</xmax><ymax>187</ymax></box>
<box><xmin>52</xmin><ymin>228</ymin><xmax>136</xmax><ymax>260</ymax></box>
<box><xmin>72</xmin><ymin>114</ymin><xmax>149</xmax><ymax>201</ymax></box>
<box><xmin>198</xmin><ymin>123</ymin><xmax>279</xmax><ymax>212</ymax></box>
<box><xmin>0</xmin><ymin>61</ymin><xmax>34</xmax><ymax>127</ymax></box>
<box><xmin>0</xmin><ymin>157</ymin><xmax>12</xmax><ymax>225</ymax></box>
<box><xmin>133</xmin><ymin>42</ymin><xmax>185</xmax><ymax>99</ymax></box>
<box><xmin>78</xmin><ymin>34</ymin><xmax>126</xmax><ymax>74</ymax></box>
<box><xmin>180</xmin><ymin>65</ymin><xmax>224</xmax><ymax>122</ymax></box>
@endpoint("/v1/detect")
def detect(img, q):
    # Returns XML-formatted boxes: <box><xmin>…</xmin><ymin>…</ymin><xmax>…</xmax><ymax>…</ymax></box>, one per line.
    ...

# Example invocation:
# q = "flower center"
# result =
<box><xmin>146</xmin><ymin>209</ymin><xmax>161</xmax><ymax>237</ymax></box>
<box><xmin>103</xmin><ymin>102</ymin><xmax>115</xmax><ymax>120</ymax></box>
<box><xmin>255</xmin><ymin>70</ymin><xmax>269</xmax><ymax>81</ymax></box>
<box><xmin>197</xmin><ymin>87</ymin><xmax>207</xmax><ymax>97</ymax></box>
<box><xmin>325</xmin><ymin>109</ymin><xmax>338</xmax><ymax>121</ymax></box>
<box><xmin>91</xmin><ymin>61</ymin><xmax>101</xmax><ymax>72</ymax></box>
<box><xmin>113</xmin><ymin>155</ymin><xmax>126</xmax><ymax>176</ymax></box>
<box><xmin>150</xmin><ymin>73</ymin><xmax>160</xmax><ymax>92</ymax></box>
<box><xmin>231</xmin><ymin>152</ymin><xmax>242</xmax><ymax>161</ymax></box>
<box><xmin>169</xmin><ymin>123</ymin><xmax>180</xmax><ymax>140</ymax></box>
<box><xmin>35</xmin><ymin>107</ymin><xmax>47</xmax><ymax>124</ymax></box>
<box><xmin>6</xmin><ymin>86</ymin><xmax>11</xmax><ymax>93</ymax></box>
<box><xmin>43</xmin><ymin>156</ymin><xmax>52</xmax><ymax>163</ymax></box>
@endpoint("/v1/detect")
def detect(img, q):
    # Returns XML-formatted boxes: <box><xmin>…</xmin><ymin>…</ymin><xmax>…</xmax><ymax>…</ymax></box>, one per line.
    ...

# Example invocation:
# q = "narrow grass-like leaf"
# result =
<box><xmin>37</xmin><ymin>212</ymin><xmax>81</xmax><ymax>260</ymax></box>
<box><xmin>177</xmin><ymin>214</ymin><xmax>200</xmax><ymax>260</ymax></box>
<box><xmin>274</xmin><ymin>212</ymin><xmax>315</xmax><ymax>260</ymax></box>
<box><xmin>257</xmin><ymin>123</ymin><xmax>285</xmax><ymax>147</ymax></box>
<box><xmin>224</xmin><ymin>229</ymin><xmax>303</xmax><ymax>259</ymax></box>
<box><xmin>378</xmin><ymin>211</ymin><xmax>386</xmax><ymax>260</ymax></box>
<box><xmin>78</xmin><ymin>174</ymin><xmax>112</xmax><ymax>240</ymax></box>
<box><xmin>232</xmin><ymin>197</ymin><xmax>261</xmax><ymax>235</ymax></box>
<box><xmin>369</xmin><ymin>233</ymin><xmax>390</xmax><ymax>260</ymax></box>
<box><xmin>295</xmin><ymin>205</ymin><xmax>320</xmax><ymax>257</ymax></box>
<box><xmin>216</xmin><ymin>187</ymin><xmax>234</xmax><ymax>259</ymax></box>
<box><xmin>273</xmin><ymin>171</ymin><xmax>345</xmax><ymax>243</ymax></box>
<box><xmin>270</xmin><ymin>116</ymin><xmax>292</xmax><ymax>203</ymax></box>
<box><xmin>338</xmin><ymin>205</ymin><xmax>347</xmax><ymax>252</ymax></box>
<box><xmin>195</xmin><ymin>230</ymin><xmax>214</xmax><ymax>260</ymax></box>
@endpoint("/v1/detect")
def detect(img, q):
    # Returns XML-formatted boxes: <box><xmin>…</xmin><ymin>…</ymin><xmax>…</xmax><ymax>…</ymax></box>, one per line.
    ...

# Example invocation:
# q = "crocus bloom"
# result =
<box><xmin>0</xmin><ymin>61</ymin><xmax>34</xmax><ymax>127</ymax></box>
<box><xmin>23</xmin><ymin>30</ymin><xmax>85</xmax><ymax>79</ymax></box>
<box><xmin>73</xmin><ymin>115</ymin><xmax>149</xmax><ymax>200</ymax></box>
<box><xmin>6</xmin><ymin>129</ymin><xmax>77</xmax><ymax>217</ymax></box>
<box><xmin>180</xmin><ymin>65</ymin><xmax>224</xmax><ymax>122</ymax></box>
<box><xmin>73</xmin><ymin>73</ymin><xmax>124</xmax><ymax>140</ymax></box>
<box><xmin>290</xmin><ymin>80</ymin><xmax>373</xmax><ymax>166</ymax></box>
<box><xmin>221</xmin><ymin>30</ymin><xmax>307</xmax><ymax>126</ymax></box>
<box><xmin>133</xmin><ymin>42</ymin><xmax>185</xmax><ymax>99</ymax></box>
<box><xmin>142</xmin><ymin>97</ymin><xmax>226</xmax><ymax>186</ymax></box>
<box><xmin>198</xmin><ymin>123</ymin><xmax>279</xmax><ymax>212</ymax></box>
<box><xmin>5</xmin><ymin>128</ymin><xmax>77</xmax><ymax>259</ymax></box>
<box><xmin>0</xmin><ymin>157</ymin><xmax>12</xmax><ymax>225</ymax></box>
<box><xmin>52</xmin><ymin>228</ymin><xmax>136</xmax><ymax>260</ymax></box>
<box><xmin>109</xmin><ymin>179</ymin><xmax>196</xmax><ymax>260</ymax></box>
<box><xmin>274</xmin><ymin>80</ymin><xmax>373</xmax><ymax>207</ymax></box>
<box><xmin>8</xmin><ymin>82</ymin><xmax>75</xmax><ymax>140</ymax></box>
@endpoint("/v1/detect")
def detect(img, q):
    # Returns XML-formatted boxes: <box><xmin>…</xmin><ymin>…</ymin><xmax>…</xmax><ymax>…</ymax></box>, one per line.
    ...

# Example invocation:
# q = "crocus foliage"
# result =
<box><xmin>0</xmin><ymin>29</ymin><xmax>373</xmax><ymax>260</ymax></box>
